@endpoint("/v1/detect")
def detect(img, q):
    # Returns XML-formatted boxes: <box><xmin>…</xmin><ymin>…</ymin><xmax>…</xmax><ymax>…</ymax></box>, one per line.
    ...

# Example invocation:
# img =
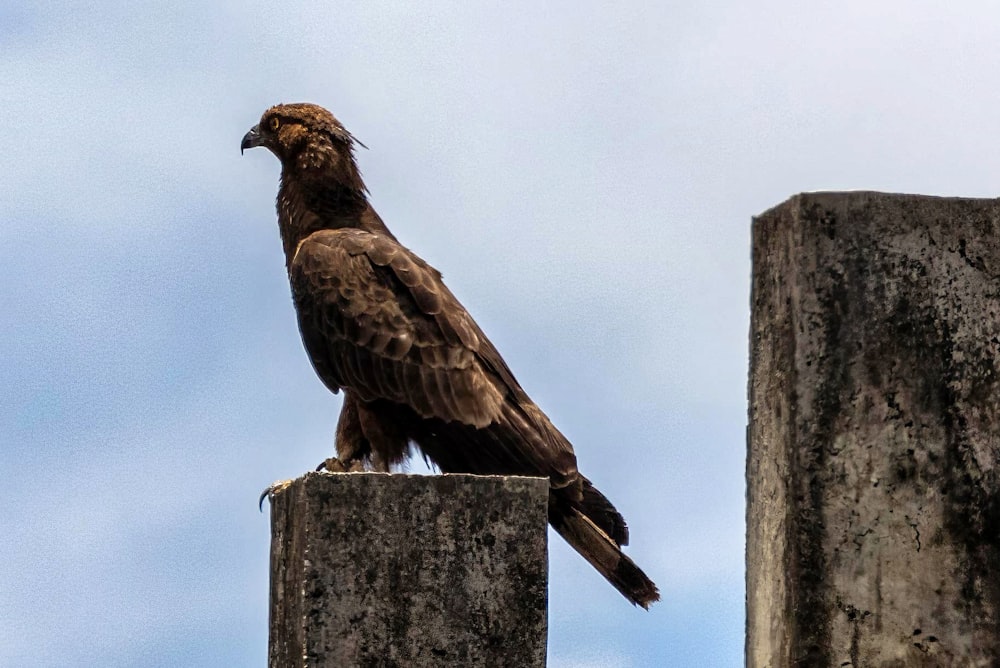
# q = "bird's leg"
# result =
<box><xmin>316</xmin><ymin>393</ymin><xmax>371</xmax><ymax>473</ymax></box>
<box><xmin>356</xmin><ymin>400</ymin><xmax>409</xmax><ymax>473</ymax></box>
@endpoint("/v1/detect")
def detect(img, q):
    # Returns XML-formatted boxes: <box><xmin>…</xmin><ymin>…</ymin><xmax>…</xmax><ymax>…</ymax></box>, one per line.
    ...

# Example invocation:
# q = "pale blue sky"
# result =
<box><xmin>4</xmin><ymin>2</ymin><xmax>999</xmax><ymax>666</ymax></box>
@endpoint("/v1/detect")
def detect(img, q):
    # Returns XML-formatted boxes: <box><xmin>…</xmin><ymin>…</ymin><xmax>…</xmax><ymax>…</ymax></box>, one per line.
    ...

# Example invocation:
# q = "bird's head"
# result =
<box><xmin>241</xmin><ymin>103</ymin><xmax>366</xmax><ymax>186</ymax></box>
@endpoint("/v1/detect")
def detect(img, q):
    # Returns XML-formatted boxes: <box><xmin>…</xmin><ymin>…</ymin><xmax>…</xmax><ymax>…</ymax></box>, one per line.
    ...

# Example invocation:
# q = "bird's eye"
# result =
<box><xmin>269</xmin><ymin>117</ymin><xmax>281</xmax><ymax>131</ymax></box>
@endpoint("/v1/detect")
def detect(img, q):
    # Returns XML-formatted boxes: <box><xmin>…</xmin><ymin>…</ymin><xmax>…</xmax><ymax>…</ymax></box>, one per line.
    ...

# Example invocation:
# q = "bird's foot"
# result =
<box><xmin>317</xmin><ymin>457</ymin><xmax>365</xmax><ymax>473</ymax></box>
<box><xmin>258</xmin><ymin>479</ymin><xmax>293</xmax><ymax>512</ymax></box>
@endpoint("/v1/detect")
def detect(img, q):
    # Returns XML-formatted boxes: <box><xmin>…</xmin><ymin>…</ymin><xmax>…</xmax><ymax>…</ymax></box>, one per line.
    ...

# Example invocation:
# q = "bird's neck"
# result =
<box><xmin>276</xmin><ymin>175</ymin><xmax>397</xmax><ymax>270</ymax></box>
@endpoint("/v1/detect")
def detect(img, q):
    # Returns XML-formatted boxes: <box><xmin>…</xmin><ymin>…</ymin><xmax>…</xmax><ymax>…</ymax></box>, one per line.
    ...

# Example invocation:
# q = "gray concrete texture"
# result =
<box><xmin>748</xmin><ymin>192</ymin><xmax>1000</xmax><ymax>667</ymax></box>
<box><xmin>267</xmin><ymin>472</ymin><xmax>549</xmax><ymax>667</ymax></box>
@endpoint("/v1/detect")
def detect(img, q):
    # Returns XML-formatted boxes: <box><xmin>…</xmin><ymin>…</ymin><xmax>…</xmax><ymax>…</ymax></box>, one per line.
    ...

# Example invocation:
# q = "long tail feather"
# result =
<box><xmin>550</xmin><ymin>504</ymin><xmax>660</xmax><ymax>609</ymax></box>
<box><xmin>579</xmin><ymin>476</ymin><xmax>630</xmax><ymax>546</ymax></box>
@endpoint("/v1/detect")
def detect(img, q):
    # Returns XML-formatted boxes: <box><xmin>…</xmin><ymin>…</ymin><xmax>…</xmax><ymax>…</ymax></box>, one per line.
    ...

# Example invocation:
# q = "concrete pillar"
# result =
<box><xmin>747</xmin><ymin>192</ymin><xmax>1000</xmax><ymax>667</ymax></box>
<box><xmin>267</xmin><ymin>472</ymin><xmax>548</xmax><ymax>667</ymax></box>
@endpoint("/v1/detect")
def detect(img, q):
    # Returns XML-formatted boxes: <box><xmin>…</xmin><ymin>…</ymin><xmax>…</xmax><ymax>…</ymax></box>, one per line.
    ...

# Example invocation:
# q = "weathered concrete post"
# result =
<box><xmin>747</xmin><ymin>192</ymin><xmax>1000</xmax><ymax>666</ymax></box>
<box><xmin>267</xmin><ymin>471</ymin><xmax>548</xmax><ymax>667</ymax></box>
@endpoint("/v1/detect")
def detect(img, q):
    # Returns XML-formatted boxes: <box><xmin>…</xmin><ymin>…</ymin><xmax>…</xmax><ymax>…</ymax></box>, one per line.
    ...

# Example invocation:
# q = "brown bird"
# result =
<box><xmin>242</xmin><ymin>102</ymin><xmax>659</xmax><ymax>608</ymax></box>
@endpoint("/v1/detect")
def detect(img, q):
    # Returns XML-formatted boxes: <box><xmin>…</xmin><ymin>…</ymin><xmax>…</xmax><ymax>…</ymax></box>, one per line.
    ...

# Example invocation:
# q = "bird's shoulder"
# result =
<box><xmin>291</xmin><ymin>227</ymin><xmax>527</xmax><ymax>401</ymax></box>
<box><xmin>291</xmin><ymin>228</ymin><xmax>485</xmax><ymax>352</ymax></box>
<box><xmin>290</xmin><ymin>228</ymin><xmax>516</xmax><ymax>425</ymax></box>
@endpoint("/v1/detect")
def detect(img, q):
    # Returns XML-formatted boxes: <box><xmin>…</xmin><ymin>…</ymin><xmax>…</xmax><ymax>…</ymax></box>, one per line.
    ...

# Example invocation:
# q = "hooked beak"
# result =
<box><xmin>241</xmin><ymin>124</ymin><xmax>262</xmax><ymax>154</ymax></box>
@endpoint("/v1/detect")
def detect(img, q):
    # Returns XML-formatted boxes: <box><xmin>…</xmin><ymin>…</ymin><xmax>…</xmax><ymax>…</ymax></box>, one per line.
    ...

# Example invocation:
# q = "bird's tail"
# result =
<box><xmin>549</xmin><ymin>481</ymin><xmax>660</xmax><ymax>609</ymax></box>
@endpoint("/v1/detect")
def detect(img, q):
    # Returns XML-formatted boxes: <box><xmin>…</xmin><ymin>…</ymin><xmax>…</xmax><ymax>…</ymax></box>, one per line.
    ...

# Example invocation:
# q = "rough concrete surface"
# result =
<box><xmin>268</xmin><ymin>472</ymin><xmax>549</xmax><ymax>667</ymax></box>
<box><xmin>748</xmin><ymin>192</ymin><xmax>1000</xmax><ymax>667</ymax></box>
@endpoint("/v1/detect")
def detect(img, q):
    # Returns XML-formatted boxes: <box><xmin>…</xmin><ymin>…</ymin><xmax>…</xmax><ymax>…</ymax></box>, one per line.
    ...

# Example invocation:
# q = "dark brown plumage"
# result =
<box><xmin>242</xmin><ymin>102</ymin><xmax>659</xmax><ymax>608</ymax></box>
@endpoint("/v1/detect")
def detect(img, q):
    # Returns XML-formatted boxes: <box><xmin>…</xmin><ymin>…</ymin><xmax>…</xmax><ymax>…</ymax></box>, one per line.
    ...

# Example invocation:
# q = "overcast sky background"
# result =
<box><xmin>4</xmin><ymin>2</ymin><xmax>1000</xmax><ymax>666</ymax></box>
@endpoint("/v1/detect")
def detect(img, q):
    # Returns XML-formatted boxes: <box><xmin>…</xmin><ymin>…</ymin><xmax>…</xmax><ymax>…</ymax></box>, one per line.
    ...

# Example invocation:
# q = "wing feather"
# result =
<box><xmin>291</xmin><ymin>229</ymin><xmax>505</xmax><ymax>428</ymax></box>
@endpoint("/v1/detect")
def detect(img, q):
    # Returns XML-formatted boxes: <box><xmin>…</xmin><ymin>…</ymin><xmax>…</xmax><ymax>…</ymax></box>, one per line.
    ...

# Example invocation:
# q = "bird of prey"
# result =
<box><xmin>242</xmin><ymin>103</ymin><xmax>659</xmax><ymax>608</ymax></box>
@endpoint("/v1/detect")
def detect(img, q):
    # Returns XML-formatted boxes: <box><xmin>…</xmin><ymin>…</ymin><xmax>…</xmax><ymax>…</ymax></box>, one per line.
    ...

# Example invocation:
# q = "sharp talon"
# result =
<box><xmin>318</xmin><ymin>457</ymin><xmax>350</xmax><ymax>473</ymax></box>
<box><xmin>258</xmin><ymin>479</ymin><xmax>293</xmax><ymax>512</ymax></box>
